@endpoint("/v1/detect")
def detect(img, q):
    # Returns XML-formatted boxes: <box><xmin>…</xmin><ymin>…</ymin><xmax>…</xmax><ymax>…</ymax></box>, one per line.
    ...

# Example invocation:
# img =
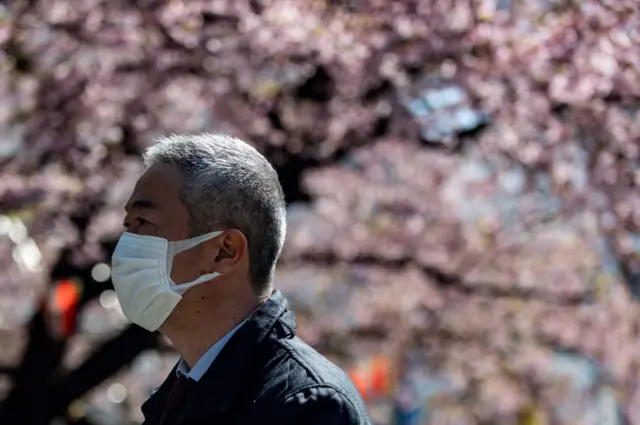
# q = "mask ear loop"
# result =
<box><xmin>165</xmin><ymin>230</ymin><xmax>225</xmax><ymax>293</ymax></box>
<box><xmin>172</xmin><ymin>272</ymin><xmax>223</xmax><ymax>295</ymax></box>
<box><xmin>172</xmin><ymin>230</ymin><xmax>224</xmax><ymax>254</ymax></box>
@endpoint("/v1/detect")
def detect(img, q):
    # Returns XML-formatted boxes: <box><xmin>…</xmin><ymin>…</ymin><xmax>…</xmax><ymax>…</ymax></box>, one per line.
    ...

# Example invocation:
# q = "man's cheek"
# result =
<box><xmin>170</xmin><ymin>251</ymin><xmax>199</xmax><ymax>284</ymax></box>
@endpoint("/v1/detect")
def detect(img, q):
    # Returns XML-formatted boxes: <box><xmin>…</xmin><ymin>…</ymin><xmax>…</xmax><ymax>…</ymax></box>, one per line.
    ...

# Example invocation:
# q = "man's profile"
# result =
<box><xmin>111</xmin><ymin>133</ymin><xmax>371</xmax><ymax>424</ymax></box>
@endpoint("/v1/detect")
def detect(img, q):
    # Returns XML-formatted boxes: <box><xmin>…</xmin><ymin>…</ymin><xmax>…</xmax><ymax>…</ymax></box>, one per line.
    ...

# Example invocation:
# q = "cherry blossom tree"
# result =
<box><xmin>0</xmin><ymin>1</ymin><xmax>637</xmax><ymax>424</ymax></box>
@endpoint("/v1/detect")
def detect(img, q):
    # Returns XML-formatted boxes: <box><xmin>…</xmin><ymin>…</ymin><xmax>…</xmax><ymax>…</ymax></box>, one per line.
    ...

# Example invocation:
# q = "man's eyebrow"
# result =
<box><xmin>124</xmin><ymin>199</ymin><xmax>159</xmax><ymax>212</ymax></box>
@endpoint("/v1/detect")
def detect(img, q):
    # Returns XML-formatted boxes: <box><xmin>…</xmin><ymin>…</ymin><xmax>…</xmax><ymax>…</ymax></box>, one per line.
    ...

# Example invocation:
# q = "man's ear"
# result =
<box><xmin>211</xmin><ymin>229</ymin><xmax>248</xmax><ymax>273</ymax></box>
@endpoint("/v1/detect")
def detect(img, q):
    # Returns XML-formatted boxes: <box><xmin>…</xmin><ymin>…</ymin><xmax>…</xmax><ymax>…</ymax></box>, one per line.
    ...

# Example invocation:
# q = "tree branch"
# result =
<box><xmin>288</xmin><ymin>251</ymin><xmax>594</xmax><ymax>305</ymax></box>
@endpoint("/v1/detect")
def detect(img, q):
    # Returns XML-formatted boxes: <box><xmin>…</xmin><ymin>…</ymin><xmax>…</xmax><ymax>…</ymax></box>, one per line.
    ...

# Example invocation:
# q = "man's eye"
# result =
<box><xmin>136</xmin><ymin>217</ymin><xmax>150</xmax><ymax>226</ymax></box>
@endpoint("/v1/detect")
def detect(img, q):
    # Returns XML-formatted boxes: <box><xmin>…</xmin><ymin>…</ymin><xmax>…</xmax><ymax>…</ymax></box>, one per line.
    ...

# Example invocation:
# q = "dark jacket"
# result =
<box><xmin>141</xmin><ymin>290</ymin><xmax>372</xmax><ymax>425</ymax></box>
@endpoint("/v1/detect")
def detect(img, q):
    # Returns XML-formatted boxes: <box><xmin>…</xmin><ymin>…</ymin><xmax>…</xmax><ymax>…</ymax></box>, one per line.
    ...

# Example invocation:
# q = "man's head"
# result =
<box><xmin>123</xmin><ymin>133</ymin><xmax>286</xmax><ymax>302</ymax></box>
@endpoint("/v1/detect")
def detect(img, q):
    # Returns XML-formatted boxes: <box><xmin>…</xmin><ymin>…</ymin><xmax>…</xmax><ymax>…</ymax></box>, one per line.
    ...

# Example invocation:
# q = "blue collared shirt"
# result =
<box><xmin>176</xmin><ymin>320</ymin><xmax>246</xmax><ymax>382</ymax></box>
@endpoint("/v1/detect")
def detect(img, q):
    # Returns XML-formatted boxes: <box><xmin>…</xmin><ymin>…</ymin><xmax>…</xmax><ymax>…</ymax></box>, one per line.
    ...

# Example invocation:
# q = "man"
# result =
<box><xmin>111</xmin><ymin>133</ymin><xmax>372</xmax><ymax>425</ymax></box>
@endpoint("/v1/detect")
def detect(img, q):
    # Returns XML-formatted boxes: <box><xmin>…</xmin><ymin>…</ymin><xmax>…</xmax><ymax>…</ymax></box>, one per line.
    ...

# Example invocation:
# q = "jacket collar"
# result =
<box><xmin>141</xmin><ymin>289</ymin><xmax>296</xmax><ymax>423</ymax></box>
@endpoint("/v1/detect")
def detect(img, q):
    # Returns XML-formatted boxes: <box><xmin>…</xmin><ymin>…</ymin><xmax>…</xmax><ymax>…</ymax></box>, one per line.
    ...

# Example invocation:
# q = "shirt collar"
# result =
<box><xmin>141</xmin><ymin>290</ymin><xmax>296</xmax><ymax>423</ymax></box>
<box><xmin>176</xmin><ymin>319</ymin><xmax>247</xmax><ymax>382</ymax></box>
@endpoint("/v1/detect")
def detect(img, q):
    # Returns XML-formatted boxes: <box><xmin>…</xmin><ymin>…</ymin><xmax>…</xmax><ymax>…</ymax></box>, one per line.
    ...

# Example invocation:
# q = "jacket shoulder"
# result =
<box><xmin>273</xmin><ymin>337</ymin><xmax>362</xmax><ymax>396</ymax></box>
<box><xmin>250</xmin><ymin>336</ymin><xmax>370</xmax><ymax>423</ymax></box>
<box><xmin>281</xmin><ymin>384</ymin><xmax>371</xmax><ymax>425</ymax></box>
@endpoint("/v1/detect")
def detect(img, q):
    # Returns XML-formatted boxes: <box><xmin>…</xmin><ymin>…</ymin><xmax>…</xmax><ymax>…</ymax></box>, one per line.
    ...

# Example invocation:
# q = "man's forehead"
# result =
<box><xmin>125</xmin><ymin>196</ymin><xmax>159</xmax><ymax>212</ymax></box>
<box><xmin>126</xmin><ymin>164</ymin><xmax>182</xmax><ymax>209</ymax></box>
<box><xmin>139</xmin><ymin>164</ymin><xmax>183</xmax><ymax>189</ymax></box>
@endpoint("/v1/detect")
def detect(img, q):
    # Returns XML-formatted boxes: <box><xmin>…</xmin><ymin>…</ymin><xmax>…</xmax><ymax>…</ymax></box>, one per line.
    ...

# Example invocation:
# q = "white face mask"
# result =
<box><xmin>111</xmin><ymin>230</ymin><xmax>223</xmax><ymax>331</ymax></box>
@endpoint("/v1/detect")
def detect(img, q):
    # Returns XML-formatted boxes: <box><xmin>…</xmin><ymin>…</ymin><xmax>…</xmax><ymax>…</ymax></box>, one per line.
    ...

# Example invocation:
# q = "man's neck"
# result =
<box><xmin>162</xmin><ymin>293</ymin><xmax>260</xmax><ymax>369</ymax></box>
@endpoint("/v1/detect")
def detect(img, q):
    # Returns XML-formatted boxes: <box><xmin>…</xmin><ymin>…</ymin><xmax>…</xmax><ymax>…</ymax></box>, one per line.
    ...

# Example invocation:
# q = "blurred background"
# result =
<box><xmin>0</xmin><ymin>0</ymin><xmax>638</xmax><ymax>424</ymax></box>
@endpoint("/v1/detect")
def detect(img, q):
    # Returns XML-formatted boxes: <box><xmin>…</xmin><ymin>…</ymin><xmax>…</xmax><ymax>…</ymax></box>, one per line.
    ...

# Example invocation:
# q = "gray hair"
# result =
<box><xmin>142</xmin><ymin>133</ymin><xmax>286</xmax><ymax>294</ymax></box>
